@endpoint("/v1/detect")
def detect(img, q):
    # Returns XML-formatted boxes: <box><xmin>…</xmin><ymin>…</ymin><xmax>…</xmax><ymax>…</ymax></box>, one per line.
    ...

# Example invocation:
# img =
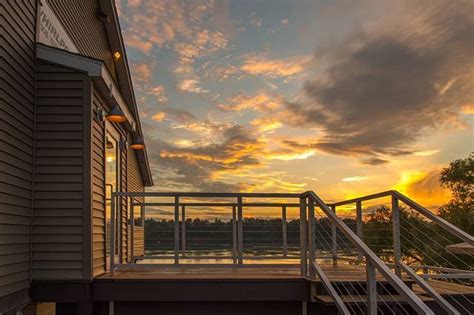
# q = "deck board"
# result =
<box><xmin>98</xmin><ymin>264</ymin><xmax>387</xmax><ymax>281</ymax></box>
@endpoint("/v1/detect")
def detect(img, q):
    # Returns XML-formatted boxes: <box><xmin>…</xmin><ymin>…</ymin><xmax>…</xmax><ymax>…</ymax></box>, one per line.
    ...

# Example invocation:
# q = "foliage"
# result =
<box><xmin>439</xmin><ymin>153</ymin><xmax>474</xmax><ymax>235</ymax></box>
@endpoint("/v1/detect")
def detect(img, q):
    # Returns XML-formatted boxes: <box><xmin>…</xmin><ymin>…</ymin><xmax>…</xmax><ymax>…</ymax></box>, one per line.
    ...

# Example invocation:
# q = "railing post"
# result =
<box><xmin>299</xmin><ymin>196</ymin><xmax>307</xmax><ymax>276</ymax></box>
<box><xmin>110</xmin><ymin>193</ymin><xmax>115</xmax><ymax>272</ymax></box>
<box><xmin>331</xmin><ymin>205</ymin><xmax>337</xmax><ymax>266</ymax></box>
<box><xmin>308</xmin><ymin>198</ymin><xmax>316</xmax><ymax>278</ymax></box>
<box><xmin>356</xmin><ymin>200</ymin><xmax>363</xmax><ymax>263</ymax></box>
<box><xmin>392</xmin><ymin>194</ymin><xmax>401</xmax><ymax>277</ymax></box>
<box><xmin>232</xmin><ymin>206</ymin><xmax>237</xmax><ymax>263</ymax></box>
<box><xmin>181</xmin><ymin>205</ymin><xmax>186</xmax><ymax>257</ymax></box>
<box><xmin>282</xmin><ymin>206</ymin><xmax>288</xmax><ymax>257</ymax></box>
<box><xmin>174</xmin><ymin>196</ymin><xmax>179</xmax><ymax>265</ymax></box>
<box><xmin>366</xmin><ymin>257</ymin><xmax>377</xmax><ymax>315</ymax></box>
<box><xmin>131</xmin><ymin>201</ymin><xmax>135</xmax><ymax>263</ymax></box>
<box><xmin>237</xmin><ymin>196</ymin><xmax>243</xmax><ymax>264</ymax></box>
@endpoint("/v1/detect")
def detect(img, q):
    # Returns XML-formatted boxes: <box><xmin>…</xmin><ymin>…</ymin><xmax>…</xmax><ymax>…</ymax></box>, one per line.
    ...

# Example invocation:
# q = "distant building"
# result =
<box><xmin>0</xmin><ymin>1</ymin><xmax>153</xmax><ymax>313</ymax></box>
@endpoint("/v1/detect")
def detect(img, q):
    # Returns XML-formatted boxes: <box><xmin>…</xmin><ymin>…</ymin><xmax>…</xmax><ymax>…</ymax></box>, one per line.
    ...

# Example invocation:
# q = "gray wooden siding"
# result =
<box><xmin>47</xmin><ymin>0</ymin><xmax>118</xmax><ymax>81</ymax></box>
<box><xmin>0</xmin><ymin>0</ymin><xmax>36</xmax><ymax>309</ymax></box>
<box><xmin>32</xmin><ymin>62</ymin><xmax>90</xmax><ymax>280</ymax></box>
<box><xmin>91</xmin><ymin>89</ymin><xmax>140</xmax><ymax>275</ymax></box>
<box><xmin>91</xmin><ymin>90</ymin><xmax>107</xmax><ymax>276</ymax></box>
<box><xmin>128</xmin><ymin>144</ymin><xmax>145</xmax><ymax>258</ymax></box>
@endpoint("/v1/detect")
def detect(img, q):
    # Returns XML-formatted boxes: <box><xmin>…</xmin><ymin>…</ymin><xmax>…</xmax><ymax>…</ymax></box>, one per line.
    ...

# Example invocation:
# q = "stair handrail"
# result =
<box><xmin>392</xmin><ymin>191</ymin><xmax>474</xmax><ymax>246</ymax></box>
<box><xmin>310</xmin><ymin>261</ymin><xmax>350</xmax><ymax>315</ymax></box>
<box><xmin>305</xmin><ymin>191</ymin><xmax>435</xmax><ymax>315</ymax></box>
<box><xmin>329</xmin><ymin>190</ymin><xmax>474</xmax><ymax>246</ymax></box>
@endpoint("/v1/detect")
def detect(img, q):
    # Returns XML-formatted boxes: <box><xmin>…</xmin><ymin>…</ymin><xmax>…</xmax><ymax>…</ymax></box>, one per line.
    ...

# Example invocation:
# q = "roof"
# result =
<box><xmin>98</xmin><ymin>0</ymin><xmax>154</xmax><ymax>185</ymax></box>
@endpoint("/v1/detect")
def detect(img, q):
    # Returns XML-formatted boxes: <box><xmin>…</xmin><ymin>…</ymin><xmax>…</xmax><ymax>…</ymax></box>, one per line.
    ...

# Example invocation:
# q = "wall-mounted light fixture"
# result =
<box><xmin>130</xmin><ymin>134</ymin><xmax>146</xmax><ymax>150</ymax></box>
<box><xmin>95</xmin><ymin>108</ymin><xmax>105</xmax><ymax>122</ymax></box>
<box><xmin>105</xmin><ymin>105</ymin><xmax>126</xmax><ymax>123</ymax></box>
<box><xmin>113</xmin><ymin>51</ymin><xmax>121</xmax><ymax>60</ymax></box>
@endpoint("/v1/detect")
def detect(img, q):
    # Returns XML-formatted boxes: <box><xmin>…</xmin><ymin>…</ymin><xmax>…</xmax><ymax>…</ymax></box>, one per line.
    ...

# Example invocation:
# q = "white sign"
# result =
<box><xmin>36</xmin><ymin>1</ymin><xmax>79</xmax><ymax>53</ymax></box>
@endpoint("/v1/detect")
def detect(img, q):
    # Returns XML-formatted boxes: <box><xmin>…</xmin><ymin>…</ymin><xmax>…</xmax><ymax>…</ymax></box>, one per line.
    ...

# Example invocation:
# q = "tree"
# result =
<box><xmin>439</xmin><ymin>153</ymin><xmax>474</xmax><ymax>235</ymax></box>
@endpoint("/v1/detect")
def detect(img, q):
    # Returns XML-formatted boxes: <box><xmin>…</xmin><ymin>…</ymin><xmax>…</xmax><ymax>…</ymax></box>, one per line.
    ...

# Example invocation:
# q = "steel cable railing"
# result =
<box><xmin>312</xmin><ymin>205</ymin><xmax>411</xmax><ymax>314</ymax></box>
<box><xmin>329</xmin><ymin>190</ymin><xmax>474</xmax><ymax>315</ymax></box>
<box><xmin>110</xmin><ymin>190</ymin><xmax>439</xmax><ymax>314</ymax></box>
<box><xmin>307</xmin><ymin>191</ymin><xmax>435</xmax><ymax>314</ymax></box>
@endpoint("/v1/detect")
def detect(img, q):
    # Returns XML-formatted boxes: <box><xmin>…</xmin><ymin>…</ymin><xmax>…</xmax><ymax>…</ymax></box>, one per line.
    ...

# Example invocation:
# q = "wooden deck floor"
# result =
<box><xmin>97</xmin><ymin>264</ymin><xmax>474</xmax><ymax>297</ymax></box>
<box><xmin>99</xmin><ymin>264</ymin><xmax>386</xmax><ymax>281</ymax></box>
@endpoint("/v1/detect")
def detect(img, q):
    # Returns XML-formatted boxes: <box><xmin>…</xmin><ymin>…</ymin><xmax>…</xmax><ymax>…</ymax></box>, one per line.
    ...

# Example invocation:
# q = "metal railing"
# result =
<box><xmin>107</xmin><ymin>190</ymin><xmax>474</xmax><ymax>314</ymax></box>
<box><xmin>329</xmin><ymin>190</ymin><xmax>474</xmax><ymax>315</ymax></box>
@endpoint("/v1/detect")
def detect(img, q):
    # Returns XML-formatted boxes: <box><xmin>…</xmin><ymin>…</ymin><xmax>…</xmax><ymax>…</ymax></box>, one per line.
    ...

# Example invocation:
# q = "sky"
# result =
<box><xmin>117</xmin><ymin>0</ymin><xmax>473</xmax><ymax>211</ymax></box>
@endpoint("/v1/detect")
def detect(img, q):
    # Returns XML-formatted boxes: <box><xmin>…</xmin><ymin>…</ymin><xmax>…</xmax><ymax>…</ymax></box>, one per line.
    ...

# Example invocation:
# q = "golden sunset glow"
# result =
<box><xmin>119</xmin><ymin>0</ymin><xmax>473</xmax><ymax>215</ymax></box>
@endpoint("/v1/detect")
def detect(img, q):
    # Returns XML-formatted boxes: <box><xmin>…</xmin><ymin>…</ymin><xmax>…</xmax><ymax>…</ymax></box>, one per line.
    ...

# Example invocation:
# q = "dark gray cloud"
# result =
<box><xmin>285</xmin><ymin>0</ymin><xmax>474</xmax><ymax>164</ymax></box>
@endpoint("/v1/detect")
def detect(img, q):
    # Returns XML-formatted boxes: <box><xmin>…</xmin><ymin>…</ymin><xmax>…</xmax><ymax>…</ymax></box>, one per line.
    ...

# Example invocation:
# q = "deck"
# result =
<box><xmin>98</xmin><ymin>264</ymin><xmax>393</xmax><ymax>281</ymax></box>
<box><xmin>97</xmin><ymin>264</ymin><xmax>474</xmax><ymax>297</ymax></box>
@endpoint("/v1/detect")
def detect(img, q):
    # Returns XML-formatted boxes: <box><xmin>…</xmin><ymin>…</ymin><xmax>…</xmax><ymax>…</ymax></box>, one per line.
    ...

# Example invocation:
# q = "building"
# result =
<box><xmin>1</xmin><ymin>0</ymin><xmax>153</xmax><ymax>313</ymax></box>
<box><xmin>2</xmin><ymin>1</ymin><xmax>473</xmax><ymax>315</ymax></box>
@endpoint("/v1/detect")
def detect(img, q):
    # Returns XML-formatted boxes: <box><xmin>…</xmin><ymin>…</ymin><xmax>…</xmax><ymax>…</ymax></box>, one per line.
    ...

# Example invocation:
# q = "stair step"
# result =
<box><xmin>313</xmin><ymin>294</ymin><xmax>434</xmax><ymax>305</ymax></box>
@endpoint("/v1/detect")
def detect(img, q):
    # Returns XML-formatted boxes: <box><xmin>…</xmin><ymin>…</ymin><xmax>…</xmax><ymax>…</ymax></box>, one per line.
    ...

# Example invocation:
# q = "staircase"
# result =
<box><xmin>304</xmin><ymin>190</ymin><xmax>474</xmax><ymax>315</ymax></box>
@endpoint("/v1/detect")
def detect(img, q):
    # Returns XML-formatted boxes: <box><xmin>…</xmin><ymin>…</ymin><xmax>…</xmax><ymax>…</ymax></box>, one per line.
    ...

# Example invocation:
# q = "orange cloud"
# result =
<box><xmin>393</xmin><ymin>170</ymin><xmax>451</xmax><ymax>208</ymax></box>
<box><xmin>218</xmin><ymin>92</ymin><xmax>281</xmax><ymax>112</ymax></box>
<box><xmin>250</xmin><ymin>117</ymin><xmax>282</xmax><ymax>133</ymax></box>
<box><xmin>151</xmin><ymin>112</ymin><xmax>167</xmax><ymax>121</ymax></box>
<box><xmin>240</xmin><ymin>54</ymin><xmax>311</xmax><ymax>78</ymax></box>
<box><xmin>413</xmin><ymin>149</ymin><xmax>440</xmax><ymax>157</ymax></box>
<box><xmin>124</xmin><ymin>34</ymin><xmax>152</xmax><ymax>54</ymax></box>
<box><xmin>461</xmin><ymin>104</ymin><xmax>474</xmax><ymax>115</ymax></box>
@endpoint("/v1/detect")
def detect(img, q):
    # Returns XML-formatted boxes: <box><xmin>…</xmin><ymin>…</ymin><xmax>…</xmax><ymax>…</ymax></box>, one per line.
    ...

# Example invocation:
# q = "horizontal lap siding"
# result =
<box><xmin>128</xmin><ymin>148</ymin><xmax>145</xmax><ymax>258</ymax></box>
<box><xmin>47</xmin><ymin>0</ymin><xmax>117</xmax><ymax>81</ymax></box>
<box><xmin>91</xmin><ymin>91</ymin><xmax>106</xmax><ymax>277</ymax></box>
<box><xmin>0</xmin><ymin>0</ymin><xmax>36</xmax><ymax>309</ymax></box>
<box><xmin>33</xmin><ymin>62</ymin><xmax>88</xmax><ymax>280</ymax></box>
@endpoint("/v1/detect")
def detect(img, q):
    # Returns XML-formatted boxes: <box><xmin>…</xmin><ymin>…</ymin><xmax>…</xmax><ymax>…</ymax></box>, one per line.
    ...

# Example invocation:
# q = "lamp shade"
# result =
<box><xmin>130</xmin><ymin>135</ymin><xmax>145</xmax><ymax>150</ymax></box>
<box><xmin>106</xmin><ymin>105</ymin><xmax>126</xmax><ymax>123</ymax></box>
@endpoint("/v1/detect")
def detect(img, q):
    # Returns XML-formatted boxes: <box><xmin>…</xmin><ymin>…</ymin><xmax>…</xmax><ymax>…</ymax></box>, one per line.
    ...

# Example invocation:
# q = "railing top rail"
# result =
<box><xmin>393</xmin><ymin>191</ymin><xmax>474</xmax><ymax>245</ymax></box>
<box><xmin>130</xmin><ymin>202</ymin><xmax>301</xmax><ymax>207</ymax></box>
<box><xmin>328</xmin><ymin>190</ymin><xmax>393</xmax><ymax>207</ymax></box>
<box><xmin>112</xmin><ymin>191</ymin><xmax>302</xmax><ymax>198</ymax></box>
<box><xmin>327</xmin><ymin>190</ymin><xmax>474</xmax><ymax>245</ymax></box>
<box><xmin>304</xmin><ymin>191</ymin><xmax>434</xmax><ymax>315</ymax></box>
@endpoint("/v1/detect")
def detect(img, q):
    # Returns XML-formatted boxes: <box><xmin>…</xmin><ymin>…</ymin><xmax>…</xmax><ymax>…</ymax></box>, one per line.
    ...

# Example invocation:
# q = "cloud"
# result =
<box><xmin>284</xmin><ymin>0</ymin><xmax>474</xmax><ymax>163</ymax></box>
<box><xmin>250</xmin><ymin>117</ymin><xmax>282</xmax><ymax>133</ymax></box>
<box><xmin>395</xmin><ymin>170</ymin><xmax>451</xmax><ymax>207</ymax></box>
<box><xmin>150</xmin><ymin>108</ymin><xmax>197</xmax><ymax>124</ymax></box>
<box><xmin>240</xmin><ymin>53</ymin><xmax>311</xmax><ymax>78</ymax></box>
<box><xmin>218</xmin><ymin>92</ymin><xmax>281</xmax><ymax>112</ymax></box>
<box><xmin>148</xmin><ymin>125</ymin><xmax>265</xmax><ymax>192</ymax></box>
<box><xmin>177</xmin><ymin>79</ymin><xmax>209</xmax><ymax>94</ymax></box>
<box><xmin>124</xmin><ymin>35</ymin><xmax>152</xmax><ymax>54</ymax></box>
<box><xmin>151</xmin><ymin>112</ymin><xmax>167</xmax><ymax>121</ymax></box>
<box><xmin>360</xmin><ymin>157</ymin><xmax>389</xmax><ymax>166</ymax></box>
<box><xmin>461</xmin><ymin>104</ymin><xmax>474</xmax><ymax>115</ymax></box>
<box><xmin>149</xmin><ymin>85</ymin><xmax>168</xmax><ymax>103</ymax></box>
<box><xmin>342</xmin><ymin>176</ymin><xmax>368</xmax><ymax>182</ymax></box>
<box><xmin>131</xmin><ymin>62</ymin><xmax>151</xmax><ymax>82</ymax></box>
<box><xmin>414</xmin><ymin>150</ymin><xmax>440</xmax><ymax>157</ymax></box>
<box><xmin>121</xmin><ymin>0</ymin><xmax>232</xmax><ymax>61</ymax></box>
